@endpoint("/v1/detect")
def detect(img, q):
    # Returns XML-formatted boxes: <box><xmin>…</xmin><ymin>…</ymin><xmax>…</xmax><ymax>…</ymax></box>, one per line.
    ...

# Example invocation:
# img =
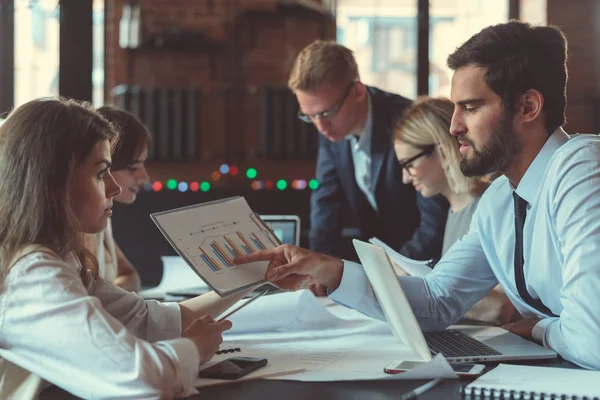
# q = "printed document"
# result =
<box><xmin>369</xmin><ymin>237</ymin><xmax>433</xmax><ymax>277</ymax></box>
<box><xmin>151</xmin><ymin>197</ymin><xmax>280</xmax><ymax>296</ymax></box>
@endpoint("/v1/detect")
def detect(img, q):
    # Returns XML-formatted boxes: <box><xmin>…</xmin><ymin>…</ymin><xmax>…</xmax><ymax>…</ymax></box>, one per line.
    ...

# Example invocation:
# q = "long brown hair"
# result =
<box><xmin>96</xmin><ymin>106</ymin><xmax>152</xmax><ymax>170</ymax></box>
<box><xmin>0</xmin><ymin>97</ymin><xmax>118</xmax><ymax>282</ymax></box>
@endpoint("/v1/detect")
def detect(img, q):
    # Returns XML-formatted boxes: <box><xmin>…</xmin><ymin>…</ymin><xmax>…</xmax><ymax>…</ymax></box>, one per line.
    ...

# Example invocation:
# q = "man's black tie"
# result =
<box><xmin>513</xmin><ymin>192</ymin><xmax>555</xmax><ymax>316</ymax></box>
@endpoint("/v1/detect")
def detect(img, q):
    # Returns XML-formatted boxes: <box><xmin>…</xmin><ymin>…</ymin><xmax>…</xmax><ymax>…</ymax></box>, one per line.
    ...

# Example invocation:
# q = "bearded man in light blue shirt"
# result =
<box><xmin>235</xmin><ymin>21</ymin><xmax>600</xmax><ymax>370</ymax></box>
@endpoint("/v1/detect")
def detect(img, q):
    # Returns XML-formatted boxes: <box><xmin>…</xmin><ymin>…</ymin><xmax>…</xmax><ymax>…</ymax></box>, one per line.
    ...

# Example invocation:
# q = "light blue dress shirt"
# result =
<box><xmin>331</xmin><ymin>128</ymin><xmax>600</xmax><ymax>369</ymax></box>
<box><xmin>347</xmin><ymin>94</ymin><xmax>377</xmax><ymax>212</ymax></box>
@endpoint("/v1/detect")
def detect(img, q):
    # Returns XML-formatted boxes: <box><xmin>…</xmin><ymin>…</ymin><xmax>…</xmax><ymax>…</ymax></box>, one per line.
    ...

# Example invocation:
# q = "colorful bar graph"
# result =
<box><xmin>237</xmin><ymin>231</ymin><xmax>255</xmax><ymax>252</ymax></box>
<box><xmin>250</xmin><ymin>237</ymin><xmax>260</xmax><ymax>250</ymax></box>
<box><xmin>199</xmin><ymin>247</ymin><xmax>220</xmax><ymax>271</ymax></box>
<box><xmin>224</xmin><ymin>242</ymin><xmax>238</xmax><ymax>258</ymax></box>
<box><xmin>252</xmin><ymin>233</ymin><xmax>267</xmax><ymax>250</ymax></box>
<box><xmin>210</xmin><ymin>243</ymin><xmax>231</xmax><ymax>268</ymax></box>
<box><xmin>224</xmin><ymin>236</ymin><xmax>242</xmax><ymax>257</ymax></box>
<box><xmin>201</xmin><ymin>254</ymin><xmax>217</xmax><ymax>272</ymax></box>
<box><xmin>212</xmin><ymin>242</ymin><xmax>234</xmax><ymax>266</ymax></box>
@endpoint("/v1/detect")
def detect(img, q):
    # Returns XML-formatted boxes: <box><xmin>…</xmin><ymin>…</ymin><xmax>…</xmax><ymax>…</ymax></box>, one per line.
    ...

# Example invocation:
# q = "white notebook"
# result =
<box><xmin>462</xmin><ymin>364</ymin><xmax>600</xmax><ymax>399</ymax></box>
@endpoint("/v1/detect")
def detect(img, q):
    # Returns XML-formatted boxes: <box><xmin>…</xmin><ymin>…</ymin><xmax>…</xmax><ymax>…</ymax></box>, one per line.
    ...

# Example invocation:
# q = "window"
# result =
<box><xmin>14</xmin><ymin>0</ymin><xmax>104</xmax><ymax>106</ymax></box>
<box><xmin>14</xmin><ymin>0</ymin><xmax>60</xmax><ymax>107</ymax></box>
<box><xmin>93</xmin><ymin>0</ymin><xmax>105</xmax><ymax>106</ymax></box>
<box><xmin>336</xmin><ymin>0</ymin><xmax>417</xmax><ymax>99</ymax></box>
<box><xmin>429</xmin><ymin>0</ymin><xmax>509</xmax><ymax>97</ymax></box>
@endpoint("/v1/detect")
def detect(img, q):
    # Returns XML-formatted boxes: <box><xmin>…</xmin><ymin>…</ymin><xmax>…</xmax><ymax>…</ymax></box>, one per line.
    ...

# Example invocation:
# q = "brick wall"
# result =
<box><xmin>104</xmin><ymin>0</ymin><xmax>335</xmax><ymax>181</ymax></box>
<box><xmin>547</xmin><ymin>0</ymin><xmax>600</xmax><ymax>133</ymax></box>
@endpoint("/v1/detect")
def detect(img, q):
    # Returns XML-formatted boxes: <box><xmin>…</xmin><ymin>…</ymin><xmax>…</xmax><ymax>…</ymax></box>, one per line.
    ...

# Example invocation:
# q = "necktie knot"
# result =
<box><xmin>513</xmin><ymin>192</ymin><xmax>528</xmax><ymax>217</ymax></box>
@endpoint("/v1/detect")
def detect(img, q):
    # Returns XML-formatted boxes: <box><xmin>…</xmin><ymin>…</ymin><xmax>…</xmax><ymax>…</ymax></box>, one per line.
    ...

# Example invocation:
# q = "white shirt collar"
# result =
<box><xmin>346</xmin><ymin>92</ymin><xmax>373</xmax><ymax>152</ymax></box>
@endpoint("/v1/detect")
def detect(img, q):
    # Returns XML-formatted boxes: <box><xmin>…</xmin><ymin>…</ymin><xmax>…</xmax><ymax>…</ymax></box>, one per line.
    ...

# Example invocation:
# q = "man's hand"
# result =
<box><xmin>234</xmin><ymin>245</ymin><xmax>344</xmax><ymax>292</ymax></box>
<box><xmin>502</xmin><ymin>317</ymin><xmax>541</xmax><ymax>341</ymax></box>
<box><xmin>308</xmin><ymin>283</ymin><xmax>328</xmax><ymax>297</ymax></box>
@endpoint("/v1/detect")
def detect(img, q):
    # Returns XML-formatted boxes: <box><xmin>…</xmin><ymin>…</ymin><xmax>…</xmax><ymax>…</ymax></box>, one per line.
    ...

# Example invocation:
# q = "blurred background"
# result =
<box><xmin>1</xmin><ymin>0</ymin><xmax>598</xmax><ymax>286</ymax></box>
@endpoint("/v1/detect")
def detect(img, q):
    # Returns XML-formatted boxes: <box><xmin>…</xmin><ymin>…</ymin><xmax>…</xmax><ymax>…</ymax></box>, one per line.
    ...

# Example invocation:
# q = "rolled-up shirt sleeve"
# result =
<box><xmin>93</xmin><ymin>278</ymin><xmax>184</xmax><ymax>342</ymax></box>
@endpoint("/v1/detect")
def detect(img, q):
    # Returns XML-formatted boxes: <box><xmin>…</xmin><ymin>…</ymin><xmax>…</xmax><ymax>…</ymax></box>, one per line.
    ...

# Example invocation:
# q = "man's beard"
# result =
<box><xmin>459</xmin><ymin>110</ymin><xmax>520</xmax><ymax>177</ymax></box>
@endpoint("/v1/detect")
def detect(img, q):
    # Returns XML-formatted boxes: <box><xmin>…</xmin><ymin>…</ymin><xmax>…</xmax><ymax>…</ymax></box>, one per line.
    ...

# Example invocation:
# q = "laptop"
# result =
<box><xmin>353</xmin><ymin>239</ymin><xmax>557</xmax><ymax>363</ymax></box>
<box><xmin>259</xmin><ymin>215</ymin><xmax>301</xmax><ymax>246</ymax></box>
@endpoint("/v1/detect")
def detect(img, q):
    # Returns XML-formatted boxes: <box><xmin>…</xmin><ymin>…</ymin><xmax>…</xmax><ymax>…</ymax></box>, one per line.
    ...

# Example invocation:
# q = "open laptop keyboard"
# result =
<box><xmin>424</xmin><ymin>330</ymin><xmax>502</xmax><ymax>358</ymax></box>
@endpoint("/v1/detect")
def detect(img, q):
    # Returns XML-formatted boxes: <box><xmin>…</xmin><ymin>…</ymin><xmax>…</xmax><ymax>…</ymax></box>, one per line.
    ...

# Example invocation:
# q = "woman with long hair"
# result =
<box><xmin>0</xmin><ymin>98</ymin><xmax>234</xmax><ymax>398</ymax></box>
<box><xmin>94</xmin><ymin>106</ymin><xmax>152</xmax><ymax>292</ymax></box>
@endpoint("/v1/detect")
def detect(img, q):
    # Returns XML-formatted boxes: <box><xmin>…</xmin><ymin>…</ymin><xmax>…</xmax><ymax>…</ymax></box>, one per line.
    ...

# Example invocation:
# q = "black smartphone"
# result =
<box><xmin>198</xmin><ymin>357</ymin><xmax>268</xmax><ymax>380</ymax></box>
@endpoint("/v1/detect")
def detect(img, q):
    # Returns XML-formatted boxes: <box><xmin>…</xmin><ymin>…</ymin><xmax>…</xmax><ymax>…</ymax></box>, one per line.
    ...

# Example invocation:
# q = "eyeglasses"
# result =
<box><xmin>297</xmin><ymin>82</ymin><xmax>355</xmax><ymax>123</ymax></box>
<box><xmin>398</xmin><ymin>147</ymin><xmax>435</xmax><ymax>175</ymax></box>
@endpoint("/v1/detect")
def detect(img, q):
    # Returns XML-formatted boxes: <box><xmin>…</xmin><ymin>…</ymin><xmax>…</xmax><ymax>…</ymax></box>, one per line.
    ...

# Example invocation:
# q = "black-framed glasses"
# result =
<box><xmin>398</xmin><ymin>146</ymin><xmax>435</xmax><ymax>175</ymax></box>
<box><xmin>297</xmin><ymin>82</ymin><xmax>355</xmax><ymax>123</ymax></box>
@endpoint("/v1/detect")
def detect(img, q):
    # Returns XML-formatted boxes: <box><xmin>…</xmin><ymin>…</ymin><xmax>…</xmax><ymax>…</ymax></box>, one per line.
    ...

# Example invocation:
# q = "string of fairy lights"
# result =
<box><xmin>142</xmin><ymin>164</ymin><xmax>320</xmax><ymax>193</ymax></box>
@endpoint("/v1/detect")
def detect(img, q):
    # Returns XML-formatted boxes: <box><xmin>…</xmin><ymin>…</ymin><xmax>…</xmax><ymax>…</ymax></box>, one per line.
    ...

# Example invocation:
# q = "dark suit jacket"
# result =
<box><xmin>309</xmin><ymin>86</ymin><xmax>448</xmax><ymax>260</ymax></box>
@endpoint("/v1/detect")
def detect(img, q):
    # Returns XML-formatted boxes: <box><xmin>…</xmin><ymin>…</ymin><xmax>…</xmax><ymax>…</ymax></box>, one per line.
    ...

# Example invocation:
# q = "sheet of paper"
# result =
<box><xmin>139</xmin><ymin>256</ymin><xmax>208</xmax><ymax>299</ymax></box>
<box><xmin>465</xmin><ymin>364</ymin><xmax>600</xmax><ymax>397</ymax></box>
<box><xmin>151</xmin><ymin>197</ymin><xmax>280</xmax><ymax>295</ymax></box>
<box><xmin>196</xmin><ymin>331</ymin><xmax>455</xmax><ymax>387</ymax></box>
<box><xmin>194</xmin><ymin>294</ymin><xmax>457</xmax><ymax>388</ymax></box>
<box><xmin>223</xmin><ymin>290</ymin><xmax>375</xmax><ymax>335</ymax></box>
<box><xmin>383</xmin><ymin>354</ymin><xmax>457</xmax><ymax>380</ymax></box>
<box><xmin>369</xmin><ymin>237</ymin><xmax>433</xmax><ymax>277</ymax></box>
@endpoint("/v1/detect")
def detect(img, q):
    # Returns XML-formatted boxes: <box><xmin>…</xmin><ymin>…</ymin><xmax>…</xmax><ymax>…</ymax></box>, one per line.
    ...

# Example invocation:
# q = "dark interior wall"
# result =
<box><xmin>103</xmin><ymin>0</ymin><xmax>336</xmax><ymax>286</ymax></box>
<box><xmin>547</xmin><ymin>0</ymin><xmax>600</xmax><ymax>133</ymax></box>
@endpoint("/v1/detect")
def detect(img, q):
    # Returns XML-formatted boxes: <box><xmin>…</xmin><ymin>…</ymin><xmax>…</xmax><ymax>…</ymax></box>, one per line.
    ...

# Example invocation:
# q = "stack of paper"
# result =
<box><xmin>195</xmin><ymin>290</ymin><xmax>456</xmax><ymax>388</ymax></box>
<box><xmin>369</xmin><ymin>237</ymin><xmax>433</xmax><ymax>277</ymax></box>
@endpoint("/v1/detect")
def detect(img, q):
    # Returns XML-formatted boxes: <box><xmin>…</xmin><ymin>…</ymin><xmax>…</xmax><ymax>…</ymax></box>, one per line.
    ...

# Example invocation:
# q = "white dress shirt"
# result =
<box><xmin>348</xmin><ymin>93</ymin><xmax>377</xmax><ymax>211</ymax></box>
<box><xmin>0</xmin><ymin>251</ymin><xmax>200</xmax><ymax>398</ymax></box>
<box><xmin>331</xmin><ymin>128</ymin><xmax>600</xmax><ymax>369</ymax></box>
<box><xmin>97</xmin><ymin>218</ymin><xmax>118</xmax><ymax>283</ymax></box>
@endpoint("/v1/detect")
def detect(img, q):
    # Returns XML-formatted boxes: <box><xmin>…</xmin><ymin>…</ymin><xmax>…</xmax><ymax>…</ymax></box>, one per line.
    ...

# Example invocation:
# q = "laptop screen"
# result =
<box><xmin>260</xmin><ymin>215</ymin><xmax>300</xmax><ymax>246</ymax></box>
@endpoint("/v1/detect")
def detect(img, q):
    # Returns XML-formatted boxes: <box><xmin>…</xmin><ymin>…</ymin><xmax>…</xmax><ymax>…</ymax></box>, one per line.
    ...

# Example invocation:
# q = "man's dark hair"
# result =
<box><xmin>447</xmin><ymin>20</ymin><xmax>568</xmax><ymax>133</ymax></box>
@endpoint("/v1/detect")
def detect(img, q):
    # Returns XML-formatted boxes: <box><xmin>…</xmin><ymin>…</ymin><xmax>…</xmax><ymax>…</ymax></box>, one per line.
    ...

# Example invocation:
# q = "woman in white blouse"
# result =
<box><xmin>0</xmin><ymin>98</ymin><xmax>242</xmax><ymax>399</ymax></box>
<box><xmin>393</xmin><ymin>96</ymin><xmax>516</xmax><ymax>325</ymax></box>
<box><xmin>95</xmin><ymin>106</ymin><xmax>152</xmax><ymax>292</ymax></box>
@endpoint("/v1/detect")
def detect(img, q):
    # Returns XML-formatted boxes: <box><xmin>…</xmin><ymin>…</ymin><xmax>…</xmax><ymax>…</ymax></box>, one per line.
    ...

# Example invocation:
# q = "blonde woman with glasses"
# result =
<box><xmin>393</xmin><ymin>96</ymin><xmax>516</xmax><ymax>325</ymax></box>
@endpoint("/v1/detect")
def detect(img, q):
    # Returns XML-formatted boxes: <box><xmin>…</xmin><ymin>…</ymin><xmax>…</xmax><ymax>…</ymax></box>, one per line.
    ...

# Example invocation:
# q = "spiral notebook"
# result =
<box><xmin>462</xmin><ymin>364</ymin><xmax>600</xmax><ymax>399</ymax></box>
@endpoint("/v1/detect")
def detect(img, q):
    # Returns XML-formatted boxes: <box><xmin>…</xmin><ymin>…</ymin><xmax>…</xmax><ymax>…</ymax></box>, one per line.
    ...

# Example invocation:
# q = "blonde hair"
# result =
<box><xmin>288</xmin><ymin>40</ymin><xmax>359</xmax><ymax>92</ymax></box>
<box><xmin>394</xmin><ymin>96</ymin><xmax>475</xmax><ymax>194</ymax></box>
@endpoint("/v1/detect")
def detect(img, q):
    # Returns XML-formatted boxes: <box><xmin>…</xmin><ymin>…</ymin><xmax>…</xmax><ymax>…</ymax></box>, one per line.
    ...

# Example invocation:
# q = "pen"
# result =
<box><xmin>398</xmin><ymin>377</ymin><xmax>444</xmax><ymax>400</ymax></box>
<box><xmin>217</xmin><ymin>289</ymin><xmax>270</xmax><ymax>322</ymax></box>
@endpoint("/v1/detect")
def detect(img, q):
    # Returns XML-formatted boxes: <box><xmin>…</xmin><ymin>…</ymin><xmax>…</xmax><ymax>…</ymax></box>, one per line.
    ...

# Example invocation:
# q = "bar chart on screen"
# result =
<box><xmin>151</xmin><ymin>197</ymin><xmax>280</xmax><ymax>295</ymax></box>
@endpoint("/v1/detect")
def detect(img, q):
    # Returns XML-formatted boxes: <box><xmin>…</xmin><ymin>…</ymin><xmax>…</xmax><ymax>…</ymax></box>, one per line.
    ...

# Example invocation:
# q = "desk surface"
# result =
<box><xmin>38</xmin><ymin>294</ymin><xmax>579</xmax><ymax>399</ymax></box>
<box><xmin>39</xmin><ymin>357</ymin><xmax>577</xmax><ymax>400</ymax></box>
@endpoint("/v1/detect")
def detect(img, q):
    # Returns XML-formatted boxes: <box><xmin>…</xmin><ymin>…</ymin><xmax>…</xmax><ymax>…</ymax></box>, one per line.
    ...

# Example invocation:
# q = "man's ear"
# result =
<box><xmin>518</xmin><ymin>89</ymin><xmax>544</xmax><ymax>124</ymax></box>
<box><xmin>354</xmin><ymin>81</ymin><xmax>367</xmax><ymax>102</ymax></box>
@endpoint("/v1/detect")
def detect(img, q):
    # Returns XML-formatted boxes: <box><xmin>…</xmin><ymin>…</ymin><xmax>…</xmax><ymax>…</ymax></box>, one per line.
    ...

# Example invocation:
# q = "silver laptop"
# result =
<box><xmin>260</xmin><ymin>215</ymin><xmax>301</xmax><ymax>246</ymax></box>
<box><xmin>353</xmin><ymin>239</ymin><xmax>557</xmax><ymax>363</ymax></box>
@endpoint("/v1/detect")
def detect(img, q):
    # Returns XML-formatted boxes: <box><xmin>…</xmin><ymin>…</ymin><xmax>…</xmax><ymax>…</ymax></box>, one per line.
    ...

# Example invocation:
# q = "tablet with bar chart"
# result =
<box><xmin>150</xmin><ymin>197</ymin><xmax>282</xmax><ymax>296</ymax></box>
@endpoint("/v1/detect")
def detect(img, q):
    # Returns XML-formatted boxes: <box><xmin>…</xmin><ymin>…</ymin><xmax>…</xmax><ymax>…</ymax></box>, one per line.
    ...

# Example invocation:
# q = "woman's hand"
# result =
<box><xmin>183</xmin><ymin>315</ymin><xmax>232</xmax><ymax>364</ymax></box>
